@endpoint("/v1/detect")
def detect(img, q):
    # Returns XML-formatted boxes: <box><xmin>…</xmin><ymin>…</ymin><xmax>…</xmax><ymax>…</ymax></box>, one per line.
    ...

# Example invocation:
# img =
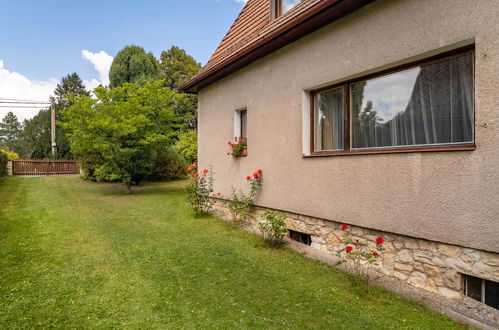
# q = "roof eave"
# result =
<box><xmin>180</xmin><ymin>0</ymin><xmax>376</xmax><ymax>94</ymax></box>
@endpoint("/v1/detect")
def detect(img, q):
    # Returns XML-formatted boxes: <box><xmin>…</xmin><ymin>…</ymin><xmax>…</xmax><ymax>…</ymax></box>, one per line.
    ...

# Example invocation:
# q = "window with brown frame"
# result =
<box><xmin>273</xmin><ymin>0</ymin><xmax>302</xmax><ymax>18</ymax></box>
<box><xmin>310</xmin><ymin>48</ymin><xmax>475</xmax><ymax>156</ymax></box>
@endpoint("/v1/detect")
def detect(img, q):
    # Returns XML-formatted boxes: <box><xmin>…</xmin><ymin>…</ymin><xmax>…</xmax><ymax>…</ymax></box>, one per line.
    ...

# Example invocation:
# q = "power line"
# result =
<box><xmin>0</xmin><ymin>105</ymin><xmax>50</xmax><ymax>108</ymax></box>
<box><xmin>0</xmin><ymin>101</ymin><xmax>51</xmax><ymax>104</ymax></box>
<box><xmin>0</xmin><ymin>97</ymin><xmax>49</xmax><ymax>103</ymax></box>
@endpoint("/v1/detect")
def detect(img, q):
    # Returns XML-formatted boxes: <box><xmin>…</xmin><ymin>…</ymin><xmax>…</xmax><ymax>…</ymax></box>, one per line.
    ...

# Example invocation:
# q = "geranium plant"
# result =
<box><xmin>227</xmin><ymin>137</ymin><xmax>247</xmax><ymax>157</ymax></box>
<box><xmin>336</xmin><ymin>224</ymin><xmax>385</xmax><ymax>287</ymax></box>
<box><xmin>185</xmin><ymin>162</ymin><xmax>215</xmax><ymax>216</ymax></box>
<box><xmin>228</xmin><ymin>169</ymin><xmax>263</xmax><ymax>225</ymax></box>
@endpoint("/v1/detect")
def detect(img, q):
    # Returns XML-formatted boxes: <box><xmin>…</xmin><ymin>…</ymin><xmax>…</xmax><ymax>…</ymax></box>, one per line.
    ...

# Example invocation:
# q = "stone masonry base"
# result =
<box><xmin>211</xmin><ymin>199</ymin><xmax>499</xmax><ymax>302</ymax></box>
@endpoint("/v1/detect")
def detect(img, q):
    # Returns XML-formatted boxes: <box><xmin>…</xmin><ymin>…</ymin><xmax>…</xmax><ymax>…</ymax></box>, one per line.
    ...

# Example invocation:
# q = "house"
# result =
<box><xmin>181</xmin><ymin>0</ymin><xmax>499</xmax><ymax>308</ymax></box>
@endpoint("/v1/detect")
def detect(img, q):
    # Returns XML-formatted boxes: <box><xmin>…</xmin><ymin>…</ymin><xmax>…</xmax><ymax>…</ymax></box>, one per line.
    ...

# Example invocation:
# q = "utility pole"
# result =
<box><xmin>51</xmin><ymin>103</ymin><xmax>57</xmax><ymax>156</ymax></box>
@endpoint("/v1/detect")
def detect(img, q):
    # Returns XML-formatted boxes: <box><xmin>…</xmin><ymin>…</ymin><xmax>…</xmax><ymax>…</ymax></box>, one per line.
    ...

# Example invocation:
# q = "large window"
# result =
<box><xmin>311</xmin><ymin>48</ymin><xmax>475</xmax><ymax>155</ymax></box>
<box><xmin>275</xmin><ymin>0</ymin><xmax>302</xmax><ymax>18</ymax></box>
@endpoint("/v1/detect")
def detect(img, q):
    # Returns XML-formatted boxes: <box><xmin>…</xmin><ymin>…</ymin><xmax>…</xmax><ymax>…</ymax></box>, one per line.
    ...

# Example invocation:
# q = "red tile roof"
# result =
<box><xmin>181</xmin><ymin>0</ymin><xmax>374</xmax><ymax>92</ymax></box>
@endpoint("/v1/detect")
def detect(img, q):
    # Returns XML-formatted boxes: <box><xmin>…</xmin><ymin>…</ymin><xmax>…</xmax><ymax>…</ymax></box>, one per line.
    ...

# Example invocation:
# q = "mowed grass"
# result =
<box><xmin>0</xmin><ymin>176</ymin><xmax>465</xmax><ymax>329</ymax></box>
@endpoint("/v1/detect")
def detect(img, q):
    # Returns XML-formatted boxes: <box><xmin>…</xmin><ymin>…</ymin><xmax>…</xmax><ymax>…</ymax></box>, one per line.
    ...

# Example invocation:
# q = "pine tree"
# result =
<box><xmin>0</xmin><ymin>112</ymin><xmax>22</xmax><ymax>152</ymax></box>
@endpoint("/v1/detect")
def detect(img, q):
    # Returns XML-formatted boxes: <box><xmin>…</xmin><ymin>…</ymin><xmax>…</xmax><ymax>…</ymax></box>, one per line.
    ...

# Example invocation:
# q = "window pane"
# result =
<box><xmin>315</xmin><ymin>88</ymin><xmax>344</xmax><ymax>151</ymax></box>
<box><xmin>281</xmin><ymin>0</ymin><xmax>300</xmax><ymax>15</ymax></box>
<box><xmin>352</xmin><ymin>53</ymin><xmax>474</xmax><ymax>149</ymax></box>
<box><xmin>240</xmin><ymin>110</ymin><xmax>247</xmax><ymax>138</ymax></box>
<box><xmin>466</xmin><ymin>275</ymin><xmax>482</xmax><ymax>302</ymax></box>
<box><xmin>485</xmin><ymin>279</ymin><xmax>499</xmax><ymax>309</ymax></box>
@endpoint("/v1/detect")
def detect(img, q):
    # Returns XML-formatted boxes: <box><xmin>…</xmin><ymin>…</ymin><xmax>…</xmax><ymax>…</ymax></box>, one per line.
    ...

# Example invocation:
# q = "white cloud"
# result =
<box><xmin>0</xmin><ymin>50</ymin><xmax>113</xmax><ymax>122</ymax></box>
<box><xmin>0</xmin><ymin>60</ymin><xmax>56</xmax><ymax>122</ymax></box>
<box><xmin>81</xmin><ymin>50</ymin><xmax>113</xmax><ymax>86</ymax></box>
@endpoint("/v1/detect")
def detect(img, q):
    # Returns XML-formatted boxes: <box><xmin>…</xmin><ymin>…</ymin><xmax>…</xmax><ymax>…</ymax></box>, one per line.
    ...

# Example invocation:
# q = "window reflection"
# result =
<box><xmin>352</xmin><ymin>53</ymin><xmax>474</xmax><ymax>149</ymax></box>
<box><xmin>281</xmin><ymin>0</ymin><xmax>301</xmax><ymax>15</ymax></box>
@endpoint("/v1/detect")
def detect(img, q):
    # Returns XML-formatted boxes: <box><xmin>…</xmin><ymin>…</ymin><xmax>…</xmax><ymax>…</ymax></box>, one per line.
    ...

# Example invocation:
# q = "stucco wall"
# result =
<box><xmin>197</xmin><ymin>0</ymin><xmax>499</xmax><ymax>253</ymax></box>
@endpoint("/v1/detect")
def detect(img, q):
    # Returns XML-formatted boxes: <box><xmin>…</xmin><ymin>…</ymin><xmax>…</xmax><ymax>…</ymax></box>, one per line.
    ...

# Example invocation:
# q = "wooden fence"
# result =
<box><xmin>12</xmin><ymin>159</ymin><xmax>79</xmax><ymax>176</ymax></box>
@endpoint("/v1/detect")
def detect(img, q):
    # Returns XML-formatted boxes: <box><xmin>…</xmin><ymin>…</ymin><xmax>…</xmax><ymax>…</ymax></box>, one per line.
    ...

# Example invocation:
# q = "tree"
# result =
<box><xmin>109</xmin><ymin>45</ymin><xmax>159</xmax><ymax>88</ymax></box>
<box><xmin>159</xmin><ymin>46</ymin><xmax>201</xmax><ymax>129</ymax></box>
<box><xmin>61</xmin><ymin>81</ymin><xmax>185</xmax><ymax>193</ymax></box>
<box><xmin>21</xmin><ymin>109</ymin><xmax>52</xmax><ymax>158</ymax></box>
<box><xmin>51</xmin><ymin>73</ymin><xmax>90</xmax><ymax>159</ymax></box>
<box><xmin>0</xmin><ymin>112</ymin><xmax>22</xmax><ymax>152</ymax></box>
<box><xmin>159</xmin><ymin>46</ymin><xmax>201</xmax><ymax>90</ymax></box>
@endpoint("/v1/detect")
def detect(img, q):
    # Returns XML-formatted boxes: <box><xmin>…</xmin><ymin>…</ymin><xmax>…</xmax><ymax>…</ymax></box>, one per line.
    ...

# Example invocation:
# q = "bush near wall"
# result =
<box><xmin>0</xmin><ymin>151</ymin><xmax>8</xmax><ymax>177</ymax></box>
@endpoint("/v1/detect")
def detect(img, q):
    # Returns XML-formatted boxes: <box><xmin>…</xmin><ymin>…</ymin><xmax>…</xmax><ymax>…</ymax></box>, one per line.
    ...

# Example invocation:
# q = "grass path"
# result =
<box><xmin>0</xmin><ymin>176</ymin><xmax>465</xmax><ymax>329</ymax></box>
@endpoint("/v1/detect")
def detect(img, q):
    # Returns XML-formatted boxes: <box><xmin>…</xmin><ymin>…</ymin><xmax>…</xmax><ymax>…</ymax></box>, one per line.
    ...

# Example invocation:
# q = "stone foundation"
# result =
<box><xmin>7</xmin><ymin>161</ymin><xmax>12</xmax><ymax>176</ymax></box>
<box><xmin>212</xmin><ymin>200</ymin><xmax>499</xmax><ymax>300</ymax></box>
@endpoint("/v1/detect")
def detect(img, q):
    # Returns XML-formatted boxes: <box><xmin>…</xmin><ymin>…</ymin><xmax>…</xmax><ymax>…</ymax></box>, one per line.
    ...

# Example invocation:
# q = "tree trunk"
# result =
<box><xmin>125</xmin><ymin>182</ymin><xmax>132</xmax><ymax>194</ymax></box>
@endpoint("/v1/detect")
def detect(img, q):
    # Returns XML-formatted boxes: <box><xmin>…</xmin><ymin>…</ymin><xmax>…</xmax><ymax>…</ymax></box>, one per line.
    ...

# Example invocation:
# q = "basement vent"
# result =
<box><xmin>289</xmin><ymin>230</ymin><xmax>311</xmax><ymax>246</ymax></box>
<box><xmin>464</xmin><ymin>274</ymin><xmax>499</xmax><ymax>310</ymax></box>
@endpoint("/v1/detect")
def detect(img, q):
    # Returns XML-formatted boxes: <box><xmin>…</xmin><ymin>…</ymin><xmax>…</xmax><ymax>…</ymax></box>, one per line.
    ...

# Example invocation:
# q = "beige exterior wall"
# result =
<box><xmin>198</xmin><ymin>0</ymin><xmax>499</xmax><ymax>253</ymax></box>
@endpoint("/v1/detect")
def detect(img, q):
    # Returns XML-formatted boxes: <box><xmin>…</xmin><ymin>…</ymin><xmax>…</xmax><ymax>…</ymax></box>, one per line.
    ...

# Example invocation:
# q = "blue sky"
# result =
<box><xmin>0</xmin><ymin>0</ymin><xmax>246</xmax><ymax>120</ymax></box>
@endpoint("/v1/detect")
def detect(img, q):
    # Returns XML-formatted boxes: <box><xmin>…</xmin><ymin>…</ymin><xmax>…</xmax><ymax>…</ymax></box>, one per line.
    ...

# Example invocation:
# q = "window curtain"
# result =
<box><xmin>315</xmin><ymin>88</ymin><xmax>343</xmax><ymax>151</ymax></box>
<box><xmin>352</xmin><ymin>53</ymin><xmax>474</xmax><ymax>149</ymax></box>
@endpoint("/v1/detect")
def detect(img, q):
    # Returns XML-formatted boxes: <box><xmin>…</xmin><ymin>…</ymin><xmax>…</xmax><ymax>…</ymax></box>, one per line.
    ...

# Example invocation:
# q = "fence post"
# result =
<box><xmin>7</xmin><ymin>161</ymin><xmax>13</xmax><ymax>176</ymax></box>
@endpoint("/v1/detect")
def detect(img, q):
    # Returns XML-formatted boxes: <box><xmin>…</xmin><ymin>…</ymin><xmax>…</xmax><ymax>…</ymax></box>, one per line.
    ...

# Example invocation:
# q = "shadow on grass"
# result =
<box><xmin>85</xmin><ymin>180</ymin><xmax>188</xmax><ymax>197</ymax></box>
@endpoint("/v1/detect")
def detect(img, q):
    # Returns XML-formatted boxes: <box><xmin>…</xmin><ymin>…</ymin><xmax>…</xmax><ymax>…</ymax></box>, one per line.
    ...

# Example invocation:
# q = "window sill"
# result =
<box><xmin>303</xmin><ymin>144</ymin><xmax>476</xmax><ymax>158</ymax></box>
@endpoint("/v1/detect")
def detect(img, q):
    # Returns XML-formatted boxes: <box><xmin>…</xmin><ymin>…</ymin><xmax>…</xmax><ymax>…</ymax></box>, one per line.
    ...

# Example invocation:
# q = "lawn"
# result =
<box><xmin>0</xmin><ymin>176</ymin><xmax>465</xmax><ymax>329</ymax></box>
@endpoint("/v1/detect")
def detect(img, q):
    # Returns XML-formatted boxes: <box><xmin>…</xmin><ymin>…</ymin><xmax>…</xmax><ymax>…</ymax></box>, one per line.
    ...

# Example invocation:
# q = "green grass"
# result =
<box><xmin>0</xmin><ymin>176</ymin><xmax>465</xmax><ymax>329</ymax></box>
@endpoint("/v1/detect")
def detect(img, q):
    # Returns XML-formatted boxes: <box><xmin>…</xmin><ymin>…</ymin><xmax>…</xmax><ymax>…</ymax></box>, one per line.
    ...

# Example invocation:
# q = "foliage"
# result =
<box><xmin>172</xmin><ymin>129</ymin><xmax>197</xmax><ymax>164</ymax></box>
<box><xmin>259</xmin><ymin>211</ymin><xmax>288</xmax><ymax>247</ymax></box>
<box><xmin>51</xmin><ymin>73</ymin><xmax>91</xmax><ymax>159</ymax></box>
<box><xmin>0</xmin><ymin>150</ymin><xmax>19</xmax><ymax>160</ymax></box>
<box><xmin>0</xmin><ymin>151</ymin><xmax>7</xmax><ymax>176</ymax></box>
<box><xmin>0</xmin><ymin>112</ymin><xmax>22</xmax><ymax>153</ymax></box>
<box><xmin>227</xmin><ymin>137</ymin><xmax>247</xmax><ymax>157</ymax></box>
<box><xmin>336</xmin><ymin>224</ymin><xmax>385</xmax><ymax>289</ymax></box>
<box><xmin>148</xmin><ymin>146</ymin><xmax>187</xmax><ymax>181</ymax></box>
<box><xmin>186</xmin><ymin>164</ymin><xmax>214</xmax><ymax>215</ymax></box>
<box><xmin>159</xmin><ymin>46</ymin><xmax>201</xmax><ymax>90</ymax></box>
<box><xmin>109</xmin><ymin>45</ymin><xmax>159</xmax><ymax>88</ymax></box>
<box><xmin>21</xmin><ymin>109</ymin><xmax>52</xmax><ymax>159</ymax></box>
<box><xmin>228</xmin><ymin>170</ymin><xmax>263</xmax><ymax>224</ymax></box>
<box><xmin>61</xmin><ymin>81</ymin><xmax>184</xmax><ymax>193</ymax></box>
<box><xmin>159</xmin><ymin>46</ymin><xmax>200</xmax><ymax>128</ymax></box>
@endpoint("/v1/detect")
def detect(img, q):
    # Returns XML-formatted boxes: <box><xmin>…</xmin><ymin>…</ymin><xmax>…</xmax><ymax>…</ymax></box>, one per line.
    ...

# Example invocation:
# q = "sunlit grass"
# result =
<box><xmin>0</xmin><ymin>176</ymin><xmax>466</xmax><ymax>328</ymax></box>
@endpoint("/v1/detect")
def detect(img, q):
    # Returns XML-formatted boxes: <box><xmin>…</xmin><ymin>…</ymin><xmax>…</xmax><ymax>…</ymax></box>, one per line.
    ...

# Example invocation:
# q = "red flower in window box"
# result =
<box><xmin>228</xmin><ymin>137</ymin><xmax>247</xmax><ymax>157</ymax></box>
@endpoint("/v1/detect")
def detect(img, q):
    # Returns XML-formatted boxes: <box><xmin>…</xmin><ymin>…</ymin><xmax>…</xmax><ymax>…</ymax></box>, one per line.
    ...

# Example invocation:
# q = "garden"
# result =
<box><xmin>0</xmin><ymin>175</ymin><xmax>466</xmax><ymax>328</ymax></box>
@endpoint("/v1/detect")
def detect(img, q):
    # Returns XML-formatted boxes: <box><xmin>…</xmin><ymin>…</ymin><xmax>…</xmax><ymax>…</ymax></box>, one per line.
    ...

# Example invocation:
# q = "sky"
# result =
<box><xmin>0</xmin><ymin>0</ymin><xmax>247</xmax><ymax>121</ymax></box>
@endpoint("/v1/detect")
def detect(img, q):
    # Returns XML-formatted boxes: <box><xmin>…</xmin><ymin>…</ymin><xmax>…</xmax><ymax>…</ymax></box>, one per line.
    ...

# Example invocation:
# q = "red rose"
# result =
<box><xmin>372</xmin><ymin>252</ymin><xmax>379</xmax><ymax>256</ymax></box>
<box><xmin>203</xmin><ymin>169</ymin><xmax>208</xmax><ymax>173</ymax></box>
<box><xmin>341</xmin><ymin>224</ymin><xmax>348</xmax><ymax>231</ymax></box>
<box><xmin>257</xmin><ymin>169</ymin><xmax>262</xmax><ymax>173</ymax></box>
<box><xmin>238</xmin><ymin>139</ymin><xmax>243</xmax><ymax>144</ymax></box>
<box><xmin>376</xmin><ymin>236</ymin><xmax>384</xmax><ymax>245</ymax></box>
<box><xmin>217</xmin><ymin>192</ymin><xmax>221</xmax><ymax>196</ymax></box>
<box><xmin>246</xmin><ymin>176</ymin><xmax>251</xmax><ymax>180</ymax></box>
<box><xmin>346</xmin><ymin>246</ymin><xmax>353</xmax><ymax>253</ymax></box>
<box><xmin>192</xmin><ymin>162</ymin><xmax>196</xmax><ymax>168</ymax></box>
<box><xmin>228</xmin><ymin>141</ymin><xmax>232</xmax><ymax>145</ymax></box>
<box><xmin>187</xmin><ymin>165</ymin><xmax>192</xmax><ymax>171</ymax></box>
<box><xmin>253</xmin><ymin>172</ymin><xmax>259</xmax><ymax>179</ymax></box>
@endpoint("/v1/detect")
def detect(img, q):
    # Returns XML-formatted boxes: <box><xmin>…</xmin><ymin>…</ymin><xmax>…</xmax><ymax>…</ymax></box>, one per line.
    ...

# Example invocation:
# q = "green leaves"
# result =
<box><xmin>61</xmin><ymin>81</ymin><xmax>185</xmax><ymax>192</ymax></box>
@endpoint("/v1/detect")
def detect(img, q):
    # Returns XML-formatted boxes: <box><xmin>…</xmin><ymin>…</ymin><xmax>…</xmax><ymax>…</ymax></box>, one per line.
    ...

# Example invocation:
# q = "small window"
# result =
<box><xmin>289</xmin><ymin>230</ymin><xmax>311</xmax><ymax>246</ymax></box>
<box><xmin>310</xmin><ymin>48</ymin><xmax>475</xmax><ymax>155</ymax></box>
<box><xmin>274</xmin><ymin>0</ymin><xmax>302</xmax><ymax>18</ymax></box>
<box><xmin>464</xmin><ymin>274</ymin><xmax>499</xmax><ymax>310</ymax></box>
<box><xmin>234</xmin><ymin>109</ymin><xmax>247</xmax><ymax>139</ymax></box>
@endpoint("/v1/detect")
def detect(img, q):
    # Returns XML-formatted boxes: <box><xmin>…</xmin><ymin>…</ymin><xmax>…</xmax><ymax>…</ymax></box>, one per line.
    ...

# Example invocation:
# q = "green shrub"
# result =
<box><xmin>172</xmin><ymin>130</ymin><xmax>197</xmax><ymax>164</ymax></box>
<box><xmin>0</xmin><ymin>151</ymin><xmax>8</xmax><ymax>177</ymax></box>
<box><xmin>259</xmin><ymin>211</ymin><xmax>288</xmax><ymax>248</ymax></box>
<box><xmin>149</xmin><ymin>147</ymin><xmax>188</xmax><ymax>181</ymax></box>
